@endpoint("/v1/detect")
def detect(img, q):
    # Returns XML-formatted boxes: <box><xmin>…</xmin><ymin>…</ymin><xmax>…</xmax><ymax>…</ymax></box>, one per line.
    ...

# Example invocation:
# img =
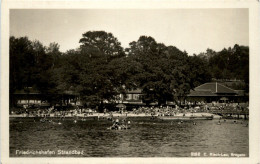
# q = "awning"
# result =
<box><xmin>220</xmin><ymin>97</ymin><xmax>229</xmax><ymax>101</ymax></box>
<box><xmin>116</xmin><ymin>104</ymin><xmax>126</xmax><ymax>108</ymax></box>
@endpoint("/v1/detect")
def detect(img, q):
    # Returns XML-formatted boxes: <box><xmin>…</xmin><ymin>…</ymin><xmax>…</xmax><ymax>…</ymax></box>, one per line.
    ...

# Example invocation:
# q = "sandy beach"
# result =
<box><xmin>9</xmin><ymin>112</ymin><xmax>221</xmax><ymax>119</ymax></box>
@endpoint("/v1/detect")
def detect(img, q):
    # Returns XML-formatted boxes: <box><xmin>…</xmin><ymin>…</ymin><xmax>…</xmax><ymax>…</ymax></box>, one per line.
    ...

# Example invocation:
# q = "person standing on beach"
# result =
<box><xmin>104</xmin><ymin>108</ymin><xmax>107</xmax><ymax>116</ymax></box>
<box><xmin>116</xmin><ymin>117</ymin><xmax>119</xmax><ymax>124</ymax></box>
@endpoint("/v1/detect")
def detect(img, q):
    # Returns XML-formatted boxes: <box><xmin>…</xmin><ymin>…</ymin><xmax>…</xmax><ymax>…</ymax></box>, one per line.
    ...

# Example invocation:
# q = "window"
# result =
<box><xmin>125</xmin><ymin>94</ymin><xmax>132</xmax><ymax>100</ymax></box>
<box><xmin>132</xmin><ymin>94</ymin><xmax>140</xmax><ymax>100</ymax></box>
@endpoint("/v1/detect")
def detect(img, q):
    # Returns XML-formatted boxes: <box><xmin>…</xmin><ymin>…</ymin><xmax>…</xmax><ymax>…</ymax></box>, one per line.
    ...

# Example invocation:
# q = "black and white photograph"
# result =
<box><xmin>1</xmin><ymin>1</ymin><xmax>260</xmax><ymax>164</ymax></box>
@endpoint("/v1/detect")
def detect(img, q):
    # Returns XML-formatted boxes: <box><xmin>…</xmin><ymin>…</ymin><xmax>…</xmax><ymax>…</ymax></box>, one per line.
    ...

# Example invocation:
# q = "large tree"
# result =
<box><xmin>10</xmin><ymin>34</ymin><xmax>248</xmax><ymax>109</ymax></box>
<box><xmin>56</xmin><ymin>31</ymin><xmax>126</xmax><ymax>110</ymax></box>
<box><xmin>124</xmin><ymin>36</ymin><xmax>213</xmax><ymax>105</ymax></box>
<box><xmin>79</xmin><ymin>31</ymin><xmax>125</xmax><ymax>59</ymax></box>
<box><xmin>9</xmin><ymin>36</ymin><xmax>62</xmax><ymax>107</ymax></box>
<box><xmin>125</xmin><ymin>36</ymin><xmax>185</xmax><ymax>105</ymax></box>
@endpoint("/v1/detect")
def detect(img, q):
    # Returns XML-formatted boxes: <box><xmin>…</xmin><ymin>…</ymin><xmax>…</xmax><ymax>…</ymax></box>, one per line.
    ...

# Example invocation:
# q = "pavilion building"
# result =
<box><xmin>11</xmin><ymin>87</ymin><xmax>80</xmax><ymax>108</ymax></box>
<box><xmin>187</xmin><ymin>82</ymin><xmax>248</xmax><ymax>103</ymax></box>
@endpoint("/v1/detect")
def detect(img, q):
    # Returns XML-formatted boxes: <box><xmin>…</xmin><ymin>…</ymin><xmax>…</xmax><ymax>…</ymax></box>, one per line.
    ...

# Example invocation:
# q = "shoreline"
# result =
<box><xmin>9</xmin><ymin>112</ymin><xmax>223</xmax><ymax>119</ymax></box>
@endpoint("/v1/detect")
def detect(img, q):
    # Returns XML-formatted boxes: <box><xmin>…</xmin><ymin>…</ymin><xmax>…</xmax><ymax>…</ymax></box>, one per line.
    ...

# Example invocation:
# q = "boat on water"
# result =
<box><xmin>158</xmin><ymin>115</ymin><xmax>214</xmax><ymax>120</ymax></box>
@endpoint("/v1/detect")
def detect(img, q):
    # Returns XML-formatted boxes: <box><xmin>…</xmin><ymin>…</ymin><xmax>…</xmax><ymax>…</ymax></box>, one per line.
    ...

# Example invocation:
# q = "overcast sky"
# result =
<box><xmin>10</xmin><ymin>9</ymin><xmax>248</xmax><ymax>55</ymax></box>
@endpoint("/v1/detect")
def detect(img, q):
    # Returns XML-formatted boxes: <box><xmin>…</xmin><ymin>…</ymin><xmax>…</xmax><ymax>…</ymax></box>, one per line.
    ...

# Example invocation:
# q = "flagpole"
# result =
<box><xmin>216</xmin><ymin>82</ymin><xmax>217</xmax><ymax>92</ymax></box>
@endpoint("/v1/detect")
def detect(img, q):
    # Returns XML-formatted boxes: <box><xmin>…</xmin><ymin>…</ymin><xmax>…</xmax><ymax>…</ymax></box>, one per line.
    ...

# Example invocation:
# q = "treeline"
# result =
<box><xmin>197</xmin><ymin>46</ymin><xmax>249</xmax><ymax>85</ymax></box>
<box><xmin>10</xmin><ymin>31</ymin><xmax>249</xmax><ymax>108</ymax></box>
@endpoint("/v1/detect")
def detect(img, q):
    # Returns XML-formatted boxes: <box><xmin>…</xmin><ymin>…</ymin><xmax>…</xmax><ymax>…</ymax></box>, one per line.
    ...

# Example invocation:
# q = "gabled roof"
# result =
<box><xmin>195</xmin><ymin>82</ymin><xmax>236</xmax><ymax>94</ymax></box>
<box><xmin>188</xmin><ymin>90</ymin><xmax>217</xmax><ymax>97</ymax></box>
<box><xmin>234</xmin><ymin>90</ymin><xmax>245</xmax><ymax>96</ymax></box>
<box><xmin>14</xmin><ymin>87</ymin><xmax>79</xmax><ymax>95</ymax></box>
<box><xmin>188</xmin><ymin>82</ymin><xmax>240</xmax><ymax>97</ymax></box>
<box><xmin>64</xmin><ymin>90</ymin><xmax>80</xmax><ymax>95</ymax></box>
<box><xmin>127</xmin><ymin>88</ymin><xmax>142</xmax><ymax>94</ymax></box>
<box><xmin>14</xmin><ymin>87</ymin><xmax>41</xmax><ymax>94</ymax></box>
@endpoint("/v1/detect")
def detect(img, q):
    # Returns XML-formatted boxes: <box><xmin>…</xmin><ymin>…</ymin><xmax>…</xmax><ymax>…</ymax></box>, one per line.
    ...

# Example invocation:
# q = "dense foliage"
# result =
<box><xmin>197</xmin><ymin>45</ymin><xmax>249</xmax><ymax>92</ymax></box>
<box><xmin>9</xmin><ymin>31</ymin><xmax>249</xmax><ymax>109</ymax></box>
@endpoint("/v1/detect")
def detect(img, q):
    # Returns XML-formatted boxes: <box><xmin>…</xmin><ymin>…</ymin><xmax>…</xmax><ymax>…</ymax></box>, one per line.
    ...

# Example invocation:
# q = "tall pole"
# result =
<box><xmin>216</xmin><ymin>82</ymin><xmax>217</xmax><ymax>93</ymax></box>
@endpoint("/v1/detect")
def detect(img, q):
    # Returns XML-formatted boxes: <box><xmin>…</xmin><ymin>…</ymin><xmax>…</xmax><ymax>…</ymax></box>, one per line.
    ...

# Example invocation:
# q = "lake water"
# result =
<box><xmin>10</xmin><ymin>117</ymin><xmax>249</xmax><ymax>157</ymax></box>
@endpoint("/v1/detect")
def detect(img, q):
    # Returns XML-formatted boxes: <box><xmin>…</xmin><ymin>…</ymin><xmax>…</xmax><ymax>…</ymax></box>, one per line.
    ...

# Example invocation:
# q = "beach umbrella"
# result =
<box><xmin>220</xmin><ymin>97</ymin><xmax>229</xmax><ymax>101</ymax></box>
<box><xmin>116</xmin><ymin>104</ymin><xmax>126</xmax><ymax>108</ymax></box>
<box><xmin>194</xmin><ymin>106</ymin><xmax>200</xmax><ymax>109</ymax></box>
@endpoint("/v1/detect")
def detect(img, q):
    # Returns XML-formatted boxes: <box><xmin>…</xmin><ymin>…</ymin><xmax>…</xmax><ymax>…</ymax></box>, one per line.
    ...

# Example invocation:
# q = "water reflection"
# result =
<box><xmin>10</xmin><ymin>117</ymin><xmax>248</xmax><ymax>157</ymax></box>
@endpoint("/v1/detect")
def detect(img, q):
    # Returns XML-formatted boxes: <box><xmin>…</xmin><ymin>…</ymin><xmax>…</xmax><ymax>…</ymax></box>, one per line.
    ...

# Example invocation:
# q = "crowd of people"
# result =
<box><xmin>10</xmin><ymin>101</ymin><xmax>249</xmax><ymax>118</ymax></box>
<box><xmin>131</xmin><ymin>102</ymin><xmax>249</xmax><ymax>116</ymax></box>
<box><xmin>10</xmin><ymin>106</ymin><xmax>98</xmax><ymax>117</ymax></box>
<box><xmin>109</xmin><ymin>116</ymin><xmax>131</xmax><ymax>130</ymax></box>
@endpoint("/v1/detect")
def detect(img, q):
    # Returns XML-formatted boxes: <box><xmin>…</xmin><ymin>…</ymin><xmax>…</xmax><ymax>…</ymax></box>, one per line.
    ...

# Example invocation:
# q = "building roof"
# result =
<box><xmin>188</xmin><ymin>90</ymin><xmax>217</xmax><ymax>97</ymax></box>
<box><xmin>195</xmin><ymin>82</ymin><xmax>236</xmax><ymax>94</ymax></box>
<box><xmin>14</xmin><ymin>87</ymin><xmax>41</xmax><ymax>94</ymax></box>
<box><xmin>14</xmin><ymin>87</ymin><xmax>79</xmax><ymax>95</ymax></box>
<box><xmin>63</xmin><ymin>90</ymin><xmax>80</xmax><ymax>95</ymax></box>
<box><xmin>234</xmin><ymin>90</ymin><xmax>245</xmax><ymax>96</ymax></box>
<box><xmin>127</xmin><ymin>88</ymin><xmax>142</xmax><ymax>94</ymax></box>
<box><xmin>188</xmin><ymin>82</ymin><xmax>239</xmax><ymax>97</ymax></box>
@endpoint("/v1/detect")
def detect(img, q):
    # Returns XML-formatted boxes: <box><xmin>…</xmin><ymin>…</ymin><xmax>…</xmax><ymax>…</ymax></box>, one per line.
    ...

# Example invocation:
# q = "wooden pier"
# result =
<box><xmin>210</xmin><ymin>110</ymin><xmax>249</xmax><ymax>120</ymax></box>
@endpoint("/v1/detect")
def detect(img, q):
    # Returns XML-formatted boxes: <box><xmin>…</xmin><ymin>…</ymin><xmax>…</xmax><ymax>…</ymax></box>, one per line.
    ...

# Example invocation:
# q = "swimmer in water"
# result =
<box><xmin>193</xmin><ymin>122</ymin><xmax>196</xmax><ymax>125</ymax></box>
<box><xmin>217</xmin><ymin>121</ymin><xmax>221</xmax><ymax>125</ymax></box>
<box><xmin>74</xmin><ymin>120</ymin><xmax>77</xmax><ymax>123</ymax></box>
